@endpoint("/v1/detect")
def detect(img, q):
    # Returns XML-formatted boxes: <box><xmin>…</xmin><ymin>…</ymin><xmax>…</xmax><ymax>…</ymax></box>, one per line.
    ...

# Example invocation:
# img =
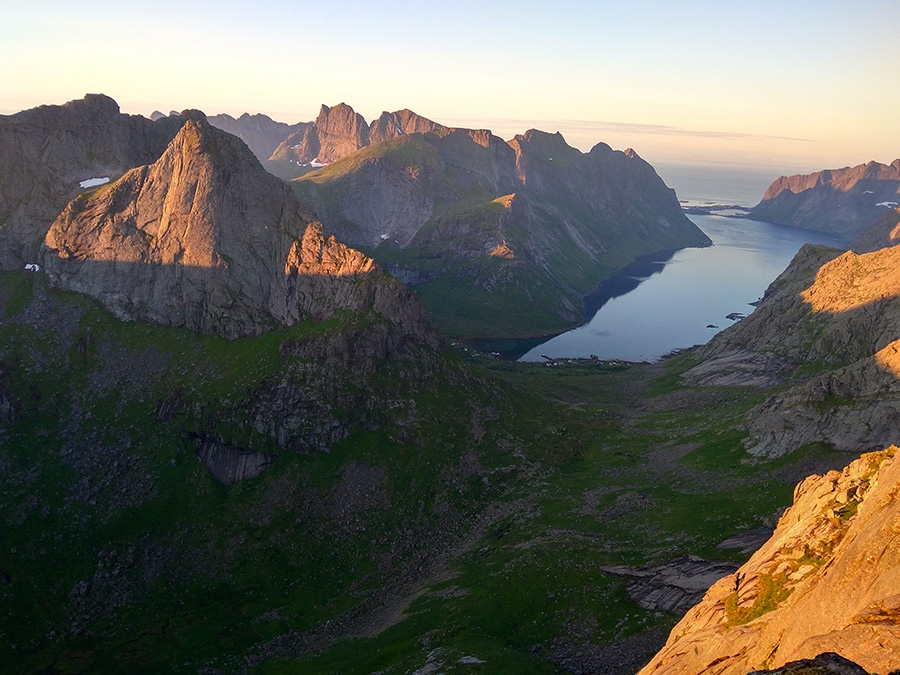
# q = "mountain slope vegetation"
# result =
<box><xmin>289</xmin><ymin>109</ymin><xmax>710</xmax><ymax>338</ymax></box>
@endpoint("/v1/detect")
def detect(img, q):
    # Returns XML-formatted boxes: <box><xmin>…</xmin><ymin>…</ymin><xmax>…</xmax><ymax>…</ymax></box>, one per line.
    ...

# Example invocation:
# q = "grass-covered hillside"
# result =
<box><xmin>290</xmin><ymin>130</ymin><xmax>710</xmax><ymax>340</ymax></box>
<box><xmin>0</xmin><ymin>270</ymin><xmax>850</xmax><ymax>675</ymax></box>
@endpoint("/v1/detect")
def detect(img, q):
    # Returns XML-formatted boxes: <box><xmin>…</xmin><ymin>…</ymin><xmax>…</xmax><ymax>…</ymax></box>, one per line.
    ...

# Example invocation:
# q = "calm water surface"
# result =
<box><xmin>520</xmin><ymin>215</ymin><xmax>845</xmax><ymax>362</ymax></box>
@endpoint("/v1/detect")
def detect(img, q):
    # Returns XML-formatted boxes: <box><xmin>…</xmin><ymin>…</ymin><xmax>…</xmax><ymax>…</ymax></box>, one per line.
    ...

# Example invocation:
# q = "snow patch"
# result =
<box><xmin>876</xmin><ymin>201</ymin><xmax>899</xmax><ymax>208</ymax></box>
<box><xmin>290</xmin><ymin>144</ymin><xmax>301</xmax><ymax>149</ymax></box>
<box><xmin>309</xmin><ymin>158</ymin><xmax>327</xmax><ymax>168</ymax></box>
<box><xmin>864</xmin><ymin>190</ymin><xmax>875</xmax><ymax>194</ymax></box>
<box><xmin>79</xmin><ymin>177</ymin><xmax>109</xmax><ymax>189</ymax></box>
<box><xmin>380</xmin><ymin>233</ymin><xmax>389</xmax><ymax>240</ymax></box>
<box><xmin>24</xmin><ymin>263</ymin><xmax>40</xmax><ymax>272</ymax></box>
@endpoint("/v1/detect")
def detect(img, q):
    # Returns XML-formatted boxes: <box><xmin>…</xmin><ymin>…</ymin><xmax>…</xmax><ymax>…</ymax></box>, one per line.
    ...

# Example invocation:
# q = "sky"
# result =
<box><xmin>2</xmin><ymin>0</ymin><xmax>899</xmax><ymax>174</ymax></box>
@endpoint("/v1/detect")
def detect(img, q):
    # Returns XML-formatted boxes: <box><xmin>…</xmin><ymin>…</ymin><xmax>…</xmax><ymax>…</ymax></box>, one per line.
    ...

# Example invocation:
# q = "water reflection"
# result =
<box><xmin>474</xmin><ymin>215</ymin><xmax>845</xmax><ymax>362</ymax></box>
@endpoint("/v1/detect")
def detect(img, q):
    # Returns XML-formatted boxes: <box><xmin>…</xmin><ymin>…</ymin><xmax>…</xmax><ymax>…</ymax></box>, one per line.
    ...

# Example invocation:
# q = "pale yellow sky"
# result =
<box><xmin>2</xmin><ymin>0</ymin><xmax>898</xmax><ymax>172</ymax></box>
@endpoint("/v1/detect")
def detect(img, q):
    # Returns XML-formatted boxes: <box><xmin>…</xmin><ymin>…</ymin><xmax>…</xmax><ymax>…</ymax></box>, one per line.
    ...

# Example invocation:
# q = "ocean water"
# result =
<box><xmin>654</xmin><ymin>162</ymin><xmax>788</xmax><ymax>207</ymax></box>
<box><xmin>513</xmin><ymin>163</ymin><xmax>845</xmax><ymax>362</ymax></box>
<box><xmin>519</xmin><ymin>215</ymin><xmax>844</xmax><ymax>362</ymax></box>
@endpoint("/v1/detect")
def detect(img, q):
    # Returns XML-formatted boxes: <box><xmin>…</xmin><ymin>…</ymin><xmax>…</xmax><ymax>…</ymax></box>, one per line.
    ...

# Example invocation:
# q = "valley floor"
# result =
<box><xmin>0</xmin><ymin>272</ymin><xmax>853</xmax><ymax>674</ymax></box>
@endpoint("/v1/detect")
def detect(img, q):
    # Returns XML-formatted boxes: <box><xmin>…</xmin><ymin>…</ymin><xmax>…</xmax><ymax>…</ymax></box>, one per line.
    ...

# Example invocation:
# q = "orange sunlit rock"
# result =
<box><xmin>801</xmin><ymin>245</ymin><xmax>900</xmax><ymax>313</ymax></box>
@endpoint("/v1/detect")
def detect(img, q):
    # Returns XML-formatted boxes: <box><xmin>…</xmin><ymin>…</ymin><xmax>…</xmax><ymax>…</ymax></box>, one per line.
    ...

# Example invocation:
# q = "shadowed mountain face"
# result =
<box><xmin>41</xmin><ymin>118</ymin><xmax>431</xmax><ymax>340</ymax></box>
<box><xmin>287</xmin><ymin>106</ymin><xmax>710</xmax><ymax>338</ymax></box>
<box><xmin>749</xmin><ymin>160</ymin><xmax>900</xmax><ymax>238</ymax></box>
<box><xmin>0</xmin><ymin>94</ymin><xmax>201</xmax><ymax>270</ymax></box>
<box><xmin>851</xmin><ymin>206</ymin><xmax>900</xmax><ymax>252</ymax></box>
<box><xmin>207</xmin><ymin>112</ymin><xmax>309</xmax><ymax>163</ymax></box>
<box><xmin>270</xmin><ymin>104</ymin><xmax>445</xmax><ymax>165</ymax></box>
<box><xmin>683</xmin><ymin>239</ymin><xmax>900</xmax><ymax>458</ymax></box>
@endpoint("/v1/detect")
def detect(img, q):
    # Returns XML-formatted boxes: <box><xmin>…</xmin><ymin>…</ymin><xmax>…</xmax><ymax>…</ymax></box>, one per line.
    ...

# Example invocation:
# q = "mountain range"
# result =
<box><xmin>749</xmin><ymin>160</ymin><xmax>900</xmax><ymax>239</ymax></box>
<box><xmin>284</xmin><ymin>103</ymin><xmax>711</xmax><ymax>337</ymax></box>
<box><xmin>2</xmin><ymin>94</ymin><xmax>900</xmax><ymax>675</ymax></box>
<box><xmin>2</xmin><ymin>96</ymin><xmax>711</xmax><ymax>341</ymax></box>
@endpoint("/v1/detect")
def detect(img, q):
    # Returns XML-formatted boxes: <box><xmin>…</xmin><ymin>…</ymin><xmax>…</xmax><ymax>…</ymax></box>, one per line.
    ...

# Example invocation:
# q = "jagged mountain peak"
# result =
<box><xmin>0</xmin><ymin>93</ymin><xmax>209</xmax><ymax>270</ymax></box>
<box><xmin>41</xmin><ymin>116</ymin><xmax>430</xmax><ymax>340</ymax></box>
<box><xmin>65</xmin><ymin>92</ymin><xmax>120</xmax><ymax>116</ymax></box>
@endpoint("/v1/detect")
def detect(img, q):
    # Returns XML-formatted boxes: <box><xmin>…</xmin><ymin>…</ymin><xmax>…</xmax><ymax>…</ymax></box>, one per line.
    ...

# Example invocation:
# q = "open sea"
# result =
<box><xmin>512</xmin><ymin>163</ymin><xmax>846</xmax><ymax>362</ymax></box>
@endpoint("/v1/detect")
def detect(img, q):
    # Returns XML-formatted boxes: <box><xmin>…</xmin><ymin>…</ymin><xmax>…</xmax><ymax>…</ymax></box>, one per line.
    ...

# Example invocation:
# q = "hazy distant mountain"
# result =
<box><xmin>289</xmin><ymin>104</ymin><xmax>711</xmax><ymax>337</ymax></box>
<box><xmin>207</xmin><ymin>112</ymin><xmax>309</xmax><ymax>163</ymax></box>
<box><xmin>749</xmin><ymin>160</ymin><xmax>900</xmax><ymax>238</ymax></box>
<box><xmin>269</xmin><ymin>104</ymin><xmax>445</xmax><ymax>166</ymax></box>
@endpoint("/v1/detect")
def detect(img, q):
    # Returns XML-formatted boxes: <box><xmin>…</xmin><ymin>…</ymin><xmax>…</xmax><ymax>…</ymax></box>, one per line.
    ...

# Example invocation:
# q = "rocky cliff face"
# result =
<box><xmin>270</xmin><ymin>103</ymin><xmax>371</xmax><ymax>164</ymax></box>
<box><xmin>638</xmin><ymin>448</ymin><xmax>900</xmax><ymax>675</ymax></box>
<box><xmin>368</xmin><ymin>108</ymin><xmax>445</xmax><ymax>145</ymax></box>
<box><xmin>269</xmin><ymin>104</ymin><xmax>447</xmax><ymax>166</ymax></box>
<box><xmin>41</xmin><ymin>118</ymin><xmax>431</xmax><ymax>340</ymax></box>
<box><xmin>686</xmin><ymin>242</ymin><xmax>900</xmax><ymax>458</ymax></box>
<box><xmin>0</xmin><ymin>94</ymin><xmax>199</xmax><ymax>271</ymax></box>
<box><xmin>749</xmin><ymin>160</ymin><xmax>900</xmax><ymax>238</ymax></box>
<box><xmin>851</xmin><ymin>206</ymin><xmax>900</xmax><ymax>252</ymax></box>
<box><xmin>289</xmin><ymin>106</ymin><xmax>709</xmax><ymax>337</ymax></box>
<box><xmin>207</xmin><ymin>112</ymin><xmax>308</xmax><ymax>163</ymax></box>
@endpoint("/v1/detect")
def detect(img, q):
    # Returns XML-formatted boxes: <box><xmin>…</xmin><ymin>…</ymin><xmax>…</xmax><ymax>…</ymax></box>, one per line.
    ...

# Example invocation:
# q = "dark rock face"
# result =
<box><xmin>0</xmin><ymin>94</ymin><xmax>201</xmax><ymax>270</ymax></box>
<box><xmin>747</xmin><ymin>652</ymin><xmax>873</xmax><ymax>675</ymax></box>
<box><xmin>40</xmin><ymin>118</ymin><xmax>432</xmax><ymax>341</ymax></box>
<box><xmin>749</xmin><ymin>160</ymin><xmax>900</xmax><ymax>238</ymax></box>
<box><xmin>207</xmin><ymin>112</ymin><xmax>308</xmax><ymax>163</ymax></box>
<box><xmin>196</xmin><ymin>439</ymin><xmax>276</xmax><ymax>485</ymax></box>
<box><xmin>601</xmin><ymin>556</ymin><xmax>739</xmax><ymax>615</ymax></box>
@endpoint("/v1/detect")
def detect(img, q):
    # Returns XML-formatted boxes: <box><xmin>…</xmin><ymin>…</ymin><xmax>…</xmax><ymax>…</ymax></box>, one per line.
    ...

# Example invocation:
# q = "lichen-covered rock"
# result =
<box><xmin>638</xmin><ymin>448</ymin><xmax>900</xmax><ymax>675</ymax></box>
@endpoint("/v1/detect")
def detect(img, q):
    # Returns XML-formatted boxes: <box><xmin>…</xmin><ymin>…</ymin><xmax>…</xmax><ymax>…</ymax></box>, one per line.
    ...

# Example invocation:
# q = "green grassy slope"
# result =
<box><xmin>288</xmin><ymin>133</ymin><xmax>709</xmax><ymax>340</ymax></box>
<box><xmin>0</xmin><ymin>272</ymin><xmax>848</xmax><ymax>674</ymax></box>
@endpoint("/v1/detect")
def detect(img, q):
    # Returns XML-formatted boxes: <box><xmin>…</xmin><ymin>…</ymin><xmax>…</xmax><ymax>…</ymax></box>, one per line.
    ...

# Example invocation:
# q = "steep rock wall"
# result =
<box><xmin>639</xmin><ymin>448</ymin><xmax>900</xmax><ymax>675</ymax></box>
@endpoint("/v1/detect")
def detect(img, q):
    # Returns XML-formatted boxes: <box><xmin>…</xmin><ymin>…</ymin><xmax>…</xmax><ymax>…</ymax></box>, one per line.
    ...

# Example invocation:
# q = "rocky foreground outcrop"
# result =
<box><xmin>749</xmin><ymin>160</ymin><xmax>900</xmax><ymax>238</ymax></box>
<box><xmin>638</xmin><ymin>448</ymin><xmax>900</xmax><ymax>675</ymax></box>
<box><xmin>0</xmin><ymin>94</ymin><xmax>197</xmax><ymax>269</ymax></box>
<box><xmin>41</xmin><ymin>118</ymin><xmax>431</xmax><ymax>340</ymax></box>
<box><xmin>686</xmin><ymin>241</ymin><xmax>900</xmax><ymax>458</ymax></box>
